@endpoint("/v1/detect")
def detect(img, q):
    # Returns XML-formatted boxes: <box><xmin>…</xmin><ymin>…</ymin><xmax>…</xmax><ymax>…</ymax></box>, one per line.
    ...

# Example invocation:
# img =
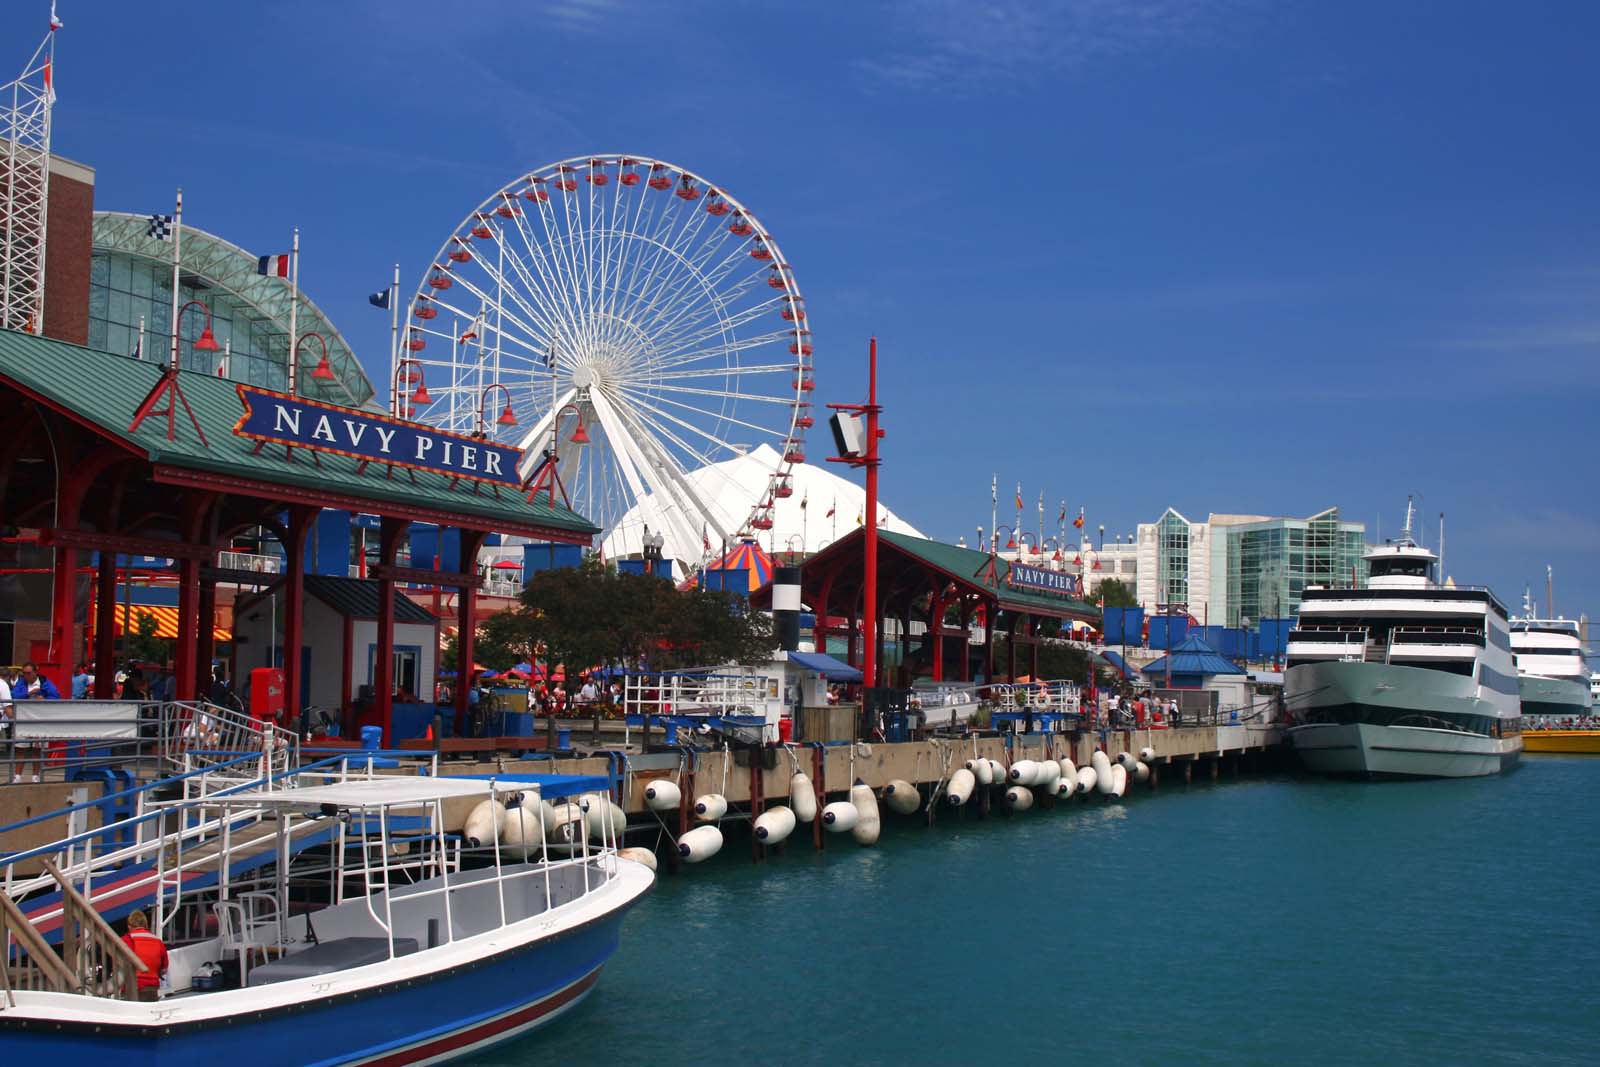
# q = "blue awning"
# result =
<box><xmin>785</xmin><ymin>651</ymin><xmax>863</xmax><ymax>682</ymax></box>
<box><xmin>1097</xmin><ymin>649</ymin><xmax>1135</xmax><ymax>678</ymax></box>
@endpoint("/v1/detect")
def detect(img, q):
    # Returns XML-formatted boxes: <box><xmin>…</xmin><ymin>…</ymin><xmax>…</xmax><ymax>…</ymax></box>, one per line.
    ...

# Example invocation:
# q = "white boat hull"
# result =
<box><xmin>1289</xmin><ymin>721</ymin><xmax>1521</xmax><ymax>778</ymax></box>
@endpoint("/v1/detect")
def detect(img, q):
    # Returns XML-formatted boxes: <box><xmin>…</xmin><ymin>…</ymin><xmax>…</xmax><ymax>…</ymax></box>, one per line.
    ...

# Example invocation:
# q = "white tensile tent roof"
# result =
<box><xmin>601</xmin><ymin>443</ymin><xmax>923</xmax><ymax>572</ymax></box>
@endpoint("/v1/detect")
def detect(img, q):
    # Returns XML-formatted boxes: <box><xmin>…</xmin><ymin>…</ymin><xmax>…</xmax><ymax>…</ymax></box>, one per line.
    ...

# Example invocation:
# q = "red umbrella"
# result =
<box><xmin>492</xmin><ymin>559</ymin><xmax>522</xmax><ymax>570</ymax></box>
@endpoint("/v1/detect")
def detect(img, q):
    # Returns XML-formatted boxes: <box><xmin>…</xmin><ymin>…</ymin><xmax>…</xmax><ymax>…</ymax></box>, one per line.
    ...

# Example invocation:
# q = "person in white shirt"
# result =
<box><xmin>1</xmin><ymin>673</ymin><xmax>15</xmax><ymax>781</ymax></box>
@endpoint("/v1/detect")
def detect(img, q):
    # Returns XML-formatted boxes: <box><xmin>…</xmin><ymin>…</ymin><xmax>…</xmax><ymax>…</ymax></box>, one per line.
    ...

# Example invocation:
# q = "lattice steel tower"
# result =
<box><xmin>1</xmin><ymin>21</ymin><xmax>57</xmax><ymax>334</ymax></box>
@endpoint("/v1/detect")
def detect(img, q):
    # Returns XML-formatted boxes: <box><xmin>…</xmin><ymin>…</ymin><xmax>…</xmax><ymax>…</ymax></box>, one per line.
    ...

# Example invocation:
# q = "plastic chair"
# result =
<box><xmin>237</xmin><ymin>890</ymin><xmax>285</xmax><ymax>949</ymax></box>
<box><xmin>213</xmin><ymin>900</ymin><xmax>271</xmax><ymax>985</ymax></box>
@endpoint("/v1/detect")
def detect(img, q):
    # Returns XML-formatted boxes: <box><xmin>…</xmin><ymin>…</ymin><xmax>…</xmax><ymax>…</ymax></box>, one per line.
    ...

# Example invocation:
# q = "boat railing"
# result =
<box><xmin>1389</xmin><ymin>626</ymin><xmax>1486</xmax><ymax>647</ymax></box>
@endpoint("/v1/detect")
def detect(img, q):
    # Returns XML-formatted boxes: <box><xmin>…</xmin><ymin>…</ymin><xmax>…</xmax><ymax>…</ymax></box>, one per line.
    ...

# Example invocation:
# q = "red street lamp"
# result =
<box><xmin>178</xmin><ymin>300</ymin><xmax>221</xmax><ymax>356</ymax></box>
<box><xmin>295</xmin><ymin>331</ymin><xmax>336</xmax><ymax>386</ymax></box>
<box><xmin>523</xmin><ymin>401</ymin><xmax>591</xmax><ymax>505</ymax></box>
<box><xmin>477</xmin><ymin>383</ymin><xmax>518</xmax><ymax>437</ymax></box>
<box><xmin>554</xmin><ymin>401</ymin><xmax>590</xmax><ymax>445</ymax></box>
<box><xmin>994</xmin><ymin>524</ymin><xmax>1017</xmax><ymax>551</ymax></box>
<box><xmin>393</xmin><ymin>358</ymin><xmax>432</xmax><ymax>416</ymax></box>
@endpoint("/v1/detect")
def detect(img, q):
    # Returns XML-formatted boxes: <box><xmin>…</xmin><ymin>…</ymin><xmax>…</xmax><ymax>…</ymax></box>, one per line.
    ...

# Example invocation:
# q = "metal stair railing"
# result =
<box><xmin>157</xmin><ymin>700</ymin><xmax>298</xmax><ymax>778</ymax></box>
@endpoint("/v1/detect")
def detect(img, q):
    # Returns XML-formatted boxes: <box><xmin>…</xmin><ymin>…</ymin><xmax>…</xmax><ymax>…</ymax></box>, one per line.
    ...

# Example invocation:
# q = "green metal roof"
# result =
<box><xmin>875</xmin><ymin>530</ymin><xmax>1101</xmax><ymax>619</ymax></box>
<box><xmin>0</xmin><ymin>330</ymin><xmax>596</xmax><ymax>538</ymax></box>
<box><xmin>304</xmin><ymin>576</ymin><xmax>437</xmax><ymax>624</ymax></box>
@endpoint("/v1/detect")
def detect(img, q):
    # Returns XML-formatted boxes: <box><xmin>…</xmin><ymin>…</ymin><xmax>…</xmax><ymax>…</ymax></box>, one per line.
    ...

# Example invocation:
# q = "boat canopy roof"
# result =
<box><xmin>210</xmin><ymin>777</ymin><xmax>522</xmax><ymax>809</ymax></box>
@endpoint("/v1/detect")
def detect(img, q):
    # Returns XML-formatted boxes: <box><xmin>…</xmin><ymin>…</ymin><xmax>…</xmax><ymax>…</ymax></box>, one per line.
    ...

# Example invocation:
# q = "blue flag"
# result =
<box><xmin>369</xmin><ymin>288</ymin><xmax>392</xmax><ymax>310</ymax></box>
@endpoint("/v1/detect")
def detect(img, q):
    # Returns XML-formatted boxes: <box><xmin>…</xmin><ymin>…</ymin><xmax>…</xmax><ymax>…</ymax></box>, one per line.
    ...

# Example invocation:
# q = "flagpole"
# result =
<box><xmin>168</xmin><ymin>188</ymin><xmax>182</xmax><ymax>371</ymax></box>
<box><xmin>990</xmin><ymin>474</ymin><xmax>997</xmax><ymax>554</ymax></box>
<box><xmin>287</xmin><ymin>228</ymin><xmax>300</xmax><ymax>394</ymax></box>
<box><xmin>389</xmin><ymin>263</ymin><xmax>399</xmax><ymax>415</ymax></box>
<box><xmin>136</xmin><ymin>314</ymin><xmax>144</xmax><ymax>360</ymax></box>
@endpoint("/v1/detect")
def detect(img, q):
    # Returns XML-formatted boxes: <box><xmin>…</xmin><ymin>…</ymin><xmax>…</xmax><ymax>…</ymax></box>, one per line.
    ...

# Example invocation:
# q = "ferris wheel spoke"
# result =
<box><xmin>616</xmin><ymin>385</ymin><xmax>789</xmax><ymax>453</ymax></box>
<box><xmin>627</xmin><ymin>226</ymin><xmax>760</xmax><ymax>339</ymax></box>
<box><xmin>651</xmin><ymin>361</ymin><xmax>797</xmax><ymax>381</ymax></box>
<box><xmin>588</xmin><ymin>389</ymin><xmax>718</xmax><ymax>552</ymax></box>
<box><xmin>422</xmin><ymin>279</ymin><xmax>558</xmax><ymax>364</ymax></box>
<box><xmin>636</xmin><ymin>253</ymin><xmax>778</xmax><ymax>352</ymax></box>
<box><xmin>503</xmin><ymin>209</ymin><xmax>589</xmax><ymax>348</ymax></box>
<box><xmin>649</xmin><ymin>296</ymin><xmax>789</xmax><ymax>362</ymax></box>
<box><xmin>645</xmin><ymin>381</ymin><xmax>798</xmax><ymax>405</ymax></box>
<box><xmin>648</xmin><ymin>330</ymin><xmax>801</xmax><ymax>375</ymax></box>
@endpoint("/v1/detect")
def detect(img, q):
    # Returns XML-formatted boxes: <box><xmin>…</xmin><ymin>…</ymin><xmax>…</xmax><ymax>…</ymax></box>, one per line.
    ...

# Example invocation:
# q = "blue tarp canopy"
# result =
<box><xmin>1140</xmin><ymin>634</ymin><xmax>1245</xmax><ymax>678</ymax></box>
<box><xmin>1096</xmin><ymin>649</ymin><xmax>1135</xmax><ymax>678</ymax></box>
<box><xmin>785</xmin><ymin>651</ymin><xmax>864</xmax><ymax>682</ymax></box>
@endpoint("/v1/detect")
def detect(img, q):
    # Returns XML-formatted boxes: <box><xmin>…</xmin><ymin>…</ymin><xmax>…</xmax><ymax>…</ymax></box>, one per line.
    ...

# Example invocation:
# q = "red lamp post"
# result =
<box><xmin>178</xmin><ymin>300</ymin><xmax>222</xmax><ymax>359</ymax></box>
<box><xmin>392</xmin><ymin>359</ymin><xmax>432</xmax><ymax>417</ymax></box>
<box><xmin>295</xmin><ymin>331</ymin><xmax>337</xmax><ymax>390</ymax></box>
<box><xmin>826</xmin><ymin>337</ymin><xmax>884</xmax><ymax>688</ymax></box>
<box><xmin>477</xmin><ymin>383</ymin><xmax>518</xmax><ymax>437</ymax></box>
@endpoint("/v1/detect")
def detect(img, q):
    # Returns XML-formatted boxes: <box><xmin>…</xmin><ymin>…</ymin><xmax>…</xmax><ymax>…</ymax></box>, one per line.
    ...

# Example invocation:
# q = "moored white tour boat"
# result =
<box><xmin>0</xmin><ymin>772</ymin><xmax>652</xmax><ymax>1064</ymax></box>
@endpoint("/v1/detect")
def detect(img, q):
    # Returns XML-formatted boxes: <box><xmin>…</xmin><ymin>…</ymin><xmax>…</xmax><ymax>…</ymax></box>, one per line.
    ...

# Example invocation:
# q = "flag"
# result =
<box><xmin>826</xmin><ymin>500</ymin><xmax>835</xmax><ymax>518</ymax></box>
<box><xmin>702</xmin><ymin>524</ymin><xmax>710</xmax><ymax>552</ymax></box>
<box><xmin>1015</xmin><ymin>489</ymin><xmax>1023</xmax><ymax>511</ymax></box>
<box><xmin>257</xmin><ymin>254</ymin><xmax>290</xmax><ymax>278</ymax></box>
<box><xmin>544</xmin><ymin>343</ymin><xmax>556</xmax><ymax>370</ymax></box>
<box><xmin>1073</xmin><ymin>507</ymin><xmax>1085</xmax><ymax>529</ymax></box>
<box><xmin>1058</xmin><ymin>502</ymin><xmax>1067</xmax><ymax>523</ymax></box>
<box><xmin>50</xmin><ymin>2</ymin><xmax>62</xmax><ymax>30</ymax></box>
<box><xmin>42</xmin><ymin>58</ymin><xmax>55</xmax><ymax>106</ymax></box>
<box><xmin>130</xmin><ymin>337</ymin><xmax>141</xmax><ymax>359</ymax></box>
<box><xmin>800</xmin><ymin>494</ymin><xmax>808</xmax><ymax>511</ymax></box>
<box><xmin>459</xmin><ymin>326</ymin><xmax>478</xmax><ymax>343</ymax></box>
<box><xmin>147</xmin><ymin>214</ymin><xmax>173</xmax><ymax>241</ymax></box>
<box><xmin>368</xmin><ymin>288</ymin><xmax>392</xmax><ymax>310</ymax></box>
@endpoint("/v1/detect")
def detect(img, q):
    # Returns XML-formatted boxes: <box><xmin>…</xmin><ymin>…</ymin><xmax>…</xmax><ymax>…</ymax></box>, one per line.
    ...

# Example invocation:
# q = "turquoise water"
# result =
<box><xmin>490</xmin><ymin>757</ymin><xmax>1596</xmax><ymax>1066</ymax></box>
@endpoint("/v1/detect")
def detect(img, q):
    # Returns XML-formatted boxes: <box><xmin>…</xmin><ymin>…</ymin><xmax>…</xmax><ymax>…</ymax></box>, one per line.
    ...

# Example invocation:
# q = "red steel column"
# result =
<box><xmin>174</xmin><ymin>558</ymin><xmax>201</xmax><ymax>701</ymax></box>
<box><xmin>195</xmin><ymin>574</ymin><xmax>217</xmax><ymax>697</ymax></box>
<box><xmin>282</xmin><ymin>506</ymin><xmax>316</xmax><ymax>732</ymax></box>
<box><xmin>93</xmin><ymin>552</ymin><xmax>117</xmax><ymax>698</ymax></box>
<box><xmin>453</xmin><ymin>530</ymin><xmax>487</xmax><ymax>737</ymax></box>
<box><xmin>374</xmin><ymin>517</ymin><xmax>408</xmax><ymax>746</ymax></box>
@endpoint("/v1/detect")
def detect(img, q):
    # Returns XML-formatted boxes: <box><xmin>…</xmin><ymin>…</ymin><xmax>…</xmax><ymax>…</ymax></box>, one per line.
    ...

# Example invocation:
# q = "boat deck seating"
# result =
<box><xmin>247</xmin><ymin>936</ymin><xmax>420</xmax><ymax>986</ymax></box>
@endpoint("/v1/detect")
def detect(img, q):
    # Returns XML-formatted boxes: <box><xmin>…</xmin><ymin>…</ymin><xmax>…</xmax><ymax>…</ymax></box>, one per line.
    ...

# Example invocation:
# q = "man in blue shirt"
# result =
<box><xmin>11</xmin><ymin>662</ymin><xmax>60</xmax><ymax>783</ymax></box>
<box><xmin>70</xmin><ymin>663</ymin><xmax>90</xmax><ymax>700</ymax></box>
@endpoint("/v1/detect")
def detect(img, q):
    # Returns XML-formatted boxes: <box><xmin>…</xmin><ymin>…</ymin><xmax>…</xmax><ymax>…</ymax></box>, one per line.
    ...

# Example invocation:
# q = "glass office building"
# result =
<box><xmin>87</xmin><ymin>212</ymin><xmax>375</xmax><ymax>408</ymax></box>
<box><xmin>1136</xmin><ymin>507</ymin><xmax>1369</xmax><ymax>624</ymax></box>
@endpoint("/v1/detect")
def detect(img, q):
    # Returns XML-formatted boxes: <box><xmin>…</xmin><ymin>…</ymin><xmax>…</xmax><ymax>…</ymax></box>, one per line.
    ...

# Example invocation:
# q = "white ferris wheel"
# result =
<box><xmin>400</xmin><ymin>155</ymin><xmax>814</xmax><ymax>568</ymax></box>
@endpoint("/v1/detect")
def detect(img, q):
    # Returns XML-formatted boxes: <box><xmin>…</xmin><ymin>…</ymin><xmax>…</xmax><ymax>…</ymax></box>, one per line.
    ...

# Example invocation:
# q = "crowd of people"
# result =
<box><xmin>1525</xmin><ymin>716</ymin><xmax>1600</xmax><ymax>730</ymax></box>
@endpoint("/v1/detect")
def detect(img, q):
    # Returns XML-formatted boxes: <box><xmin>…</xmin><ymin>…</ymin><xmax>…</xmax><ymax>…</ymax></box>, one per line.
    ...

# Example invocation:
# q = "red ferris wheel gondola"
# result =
<box><xmin>647</xmin><ymin>163</ymin><xmax>673</xmax><ymax>191</ymax></box>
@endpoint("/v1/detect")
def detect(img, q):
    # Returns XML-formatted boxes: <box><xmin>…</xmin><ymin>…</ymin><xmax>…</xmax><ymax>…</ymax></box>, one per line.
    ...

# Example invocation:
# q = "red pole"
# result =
<box><xmin>862</xmin><ymin>337</ymin><xmax>880</xmax><ymax>688</ymax></box>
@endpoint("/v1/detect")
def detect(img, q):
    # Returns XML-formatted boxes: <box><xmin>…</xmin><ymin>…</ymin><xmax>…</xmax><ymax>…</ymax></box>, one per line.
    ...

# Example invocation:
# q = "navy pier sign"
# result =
<box><xmin>1007</xmin><ymin>561</ymin><xmax>1080</xmax><ymax>597</ymax></box>
<box><xmin>233</xmin><ymin>386</ymin><xmax>523</xmax><ymax>487</ymax></box>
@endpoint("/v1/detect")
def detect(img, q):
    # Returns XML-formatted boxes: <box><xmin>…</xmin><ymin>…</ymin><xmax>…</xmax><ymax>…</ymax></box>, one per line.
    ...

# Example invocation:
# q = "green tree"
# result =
<box><xmin>1097</xmin><ymin>578</ymin><xmax>1138</xmax><ymax>608</ymax></box>
<box><xmin>125</xmin><ymin>611</ymin><xmax>169</xmax><ymax>666</ymax></box>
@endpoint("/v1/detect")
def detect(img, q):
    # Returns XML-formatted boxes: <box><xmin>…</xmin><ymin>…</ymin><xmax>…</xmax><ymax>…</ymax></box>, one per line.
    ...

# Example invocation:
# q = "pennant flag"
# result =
<box><xmin>50</xmin><ymin>2</ymin><xmax>62</xmax><ymax>30</ymax></box>
<box><xmin>257</xmin><ymin>254</ymin><xmax>290</xmax><ymax>278</ymax></box>
<box><xmin>702</xmin><ymin>524</ymin><xmax>710</xmax><ymax>552</ymax></box>
<box><xmin>368</xmin><ymin>288</ymin><xmax>392</xmax><ymax>310</ymax></box>
<box><xmin>146</xmin><ymin>214</ymin><xmax>173</xmax><ymax>241</ymax></box>
<box><xmin>1058</xmin><ymin>502</ymin><xmax>1067</xmax><ymax>523</ymax></box>
<box><xmin>130</xmin><ymin>337</ymin><xmax>141</xmax><ymax>359</ymax></box>
<box><xmin>459</xmin><ymin>326</ymin><xmax>479</xmax><ymax>343</ymax></box>
<box><xmin>799</xmin><ymin>494</ymin><xmax>808</xmax><ymax>511</ymax></box>
<box><xmin>825</xmin><ymin>500</ymin><xmax>835</xmax><ymax>518</ymax></box>
<box><xmin>1073</xmin><ymin>506</ymin><xmax>1085</xmax><ymax>529</ymax></box>
<box><xmin>1015</xmin><ymin>490</ymin><xmax>1023</xmax><ymax>511</ymax></box>
<box><xmin>42</xmin><ymin>57</ymin><xmax>55</xmax><ymax>106</ymax></box>
<box><xmin>544</xmin><ymin>343</ymin><xmax>556</xmax><ymax>370</ymax></box>
<box><xmin>855</xmin><ymin>510</ymin><xmax>863</xmax><ymax>525</ymax></box>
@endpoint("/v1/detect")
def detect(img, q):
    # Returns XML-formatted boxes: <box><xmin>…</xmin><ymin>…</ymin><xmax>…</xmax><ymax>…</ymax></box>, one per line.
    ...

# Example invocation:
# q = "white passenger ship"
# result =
<box><xmin>1284</xmin><ymin>503</ymin><xmax>1521</xmax><ymax>778</ymax></box>
<box><xmin>1509</xmin><ymin>592</ymin><xmax>1594</xmax><ymax>721</ymax></box>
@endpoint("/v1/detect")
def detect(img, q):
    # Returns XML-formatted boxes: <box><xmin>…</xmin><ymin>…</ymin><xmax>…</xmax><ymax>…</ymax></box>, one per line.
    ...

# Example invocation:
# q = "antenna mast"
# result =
<box><xmin>0</xmin><ymin>14</ymin><xmax>58</xmax><ymax>333</ymax></box>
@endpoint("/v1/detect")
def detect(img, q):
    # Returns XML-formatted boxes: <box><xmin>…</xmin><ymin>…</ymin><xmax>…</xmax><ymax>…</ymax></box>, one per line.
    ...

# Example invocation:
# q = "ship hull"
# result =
<box><xmin>1517</xmin><ymin>673</ymin><xmax>1593</xmax><ymax>720</ymax></box>
<box><xmin>1286</xmin><ymin>660</ymin><xmax>1521</xmax><ymax>779</ymax></box>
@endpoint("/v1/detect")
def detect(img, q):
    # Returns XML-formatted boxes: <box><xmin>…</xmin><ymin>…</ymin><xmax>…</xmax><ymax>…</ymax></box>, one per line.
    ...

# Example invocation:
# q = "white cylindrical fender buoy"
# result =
<box><xmin>789</xmin><ymin>772</ymin><xmax>818</xmax><ymax>822</ymax></box>
<box><xmin>968</xmin><ymin>758</ymin><xmax>993</xmax><ymax>786</ymax></box>
<box><xmin>1115</xmin><ymin>751</ymin><xmax>1138</xmax><ymax>770</ymax></box>
<box><xmin>1134</xmin><ymin>760</ymin><xmax>1151</xmax><ymax>783</ymax></box>
<box><xmin>1057</xmin><ymin>757</ymin><xmax>1077</xmax><ymax>784</ymax></box>
<box><xmin>1004</xmin><ymin>785</ymin><xmax>1035</xmax><ymax>811</ymax></box>
<box><xmin>1111</xmin><ymin>763</ymin><xmax>1128</xmax><ymax>798</ymax></box>
<box><xmin>821</xmin><ymin>800</ymin><xmax>859</xmax><ymax>832</ymax></box>
<box><xmin>618</xmin><ymin>846</ymin><xmax>658</xmax><ymax>872</ymax></box>
<box><xmin>1076</xmin><ymin>766</ymin><xmax>1098</xmax><ymax>795</ymax></box>
<box><xmin>580</xmin><ymin>794</ymin><xmax>627</xmax><ymax>842</ymax></box>
<box><xmin>694</xmin><ymin>793</ymin><xmax>728</xmax><ymax>822</ymax></box>
<box><xmin>501</xmin><ymin>804</ymin><xmax>540</xmax><ymax>859</ymax></box>
<box><xmin>643</xmin><ymin>779</ymin><xmax>681</xmax><ymax>812</ymax></box>
<box><xmin>542</xmin><ymin>800</ymin><xmax>585</xmax><ymax>844</ymax></box>
<box><xmin>882</xmin><ymin>779</ymin><xmax>920</xmax><ymax>815</ymax></box>
<box><xmin>946</xmin><ymin>768</ymin><xmax>976</xmax><ymax>806</ymax></box>
<box><xmin>850</xmin><ymin>781</ymin><xmax>881</xmax><ymax>845</ymax></box>
<box><xmin>462</xmin><ymin>798</ymin><xmax>505</xmax><ymax>848</ymax></box>
<box><xmin>1092</xmin><ymin>750</ymin><xmax>1114</xmax><ymax>795</ymax></box>
<box><xmin>677</xmin><ymin>825</ymin><xmax>724</xmax><ymax>863</ymax></box>
<box><xmin>1037</xmin><ymin>759</ymin><xmax>1060</xmax><ymax>790</ymax></box>
<box><xmin>753</xmin><ymin>805</ymin><xmax>797</xmax><ymax>845</ymax></box>
<box><xmin>1008</xmin><ymin>759</ymin><xmax>1040</xmax><ymax>786</ymax></box>
<box><xmin>1139</xmin><ymin>745</ymin><xmax>1155</xmax><ymax>761</ymax></box>
<box><xmin>987</xmin><ymin>759</ymin><xmax>1007</xmax><ymax>786</ymax></box>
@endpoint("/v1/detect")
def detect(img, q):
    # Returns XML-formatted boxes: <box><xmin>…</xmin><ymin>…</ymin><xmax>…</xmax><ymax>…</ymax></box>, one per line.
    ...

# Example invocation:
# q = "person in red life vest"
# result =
<box><xmin>121</xmin><ymin>908</ymin><xmax>169</xmax><ymax>1001</ymax></box>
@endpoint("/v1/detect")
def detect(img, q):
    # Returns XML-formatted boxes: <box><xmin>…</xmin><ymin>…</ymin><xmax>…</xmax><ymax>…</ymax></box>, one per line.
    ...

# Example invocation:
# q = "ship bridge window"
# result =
<box><xmin>1514</xmin><ymin>646</ymin><xmax>1582</xmax><ymax>657</ymax></box>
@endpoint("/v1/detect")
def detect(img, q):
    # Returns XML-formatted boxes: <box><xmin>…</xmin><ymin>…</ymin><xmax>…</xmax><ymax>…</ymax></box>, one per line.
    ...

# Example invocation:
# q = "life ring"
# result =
<box><xmin>1030</xmin><ymin>689</ymin><xmax>1052</xmax><ymax>710</ymax></box>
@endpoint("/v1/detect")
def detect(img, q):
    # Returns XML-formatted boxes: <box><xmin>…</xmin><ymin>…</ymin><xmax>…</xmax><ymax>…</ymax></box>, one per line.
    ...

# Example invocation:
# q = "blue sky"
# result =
<box><xmin>20</xmin><ymin>1</ymin><xmax>1600</xmax><ymax>620</ymax></box>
